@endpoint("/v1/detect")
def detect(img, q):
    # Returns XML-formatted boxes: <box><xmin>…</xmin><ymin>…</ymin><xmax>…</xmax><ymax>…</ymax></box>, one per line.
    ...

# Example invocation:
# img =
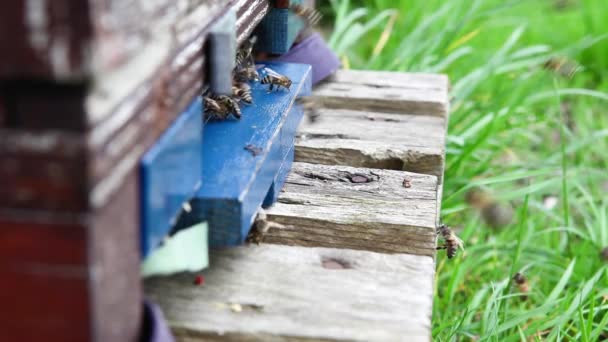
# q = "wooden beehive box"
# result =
<box><xmin>0</xmin><ymin>1</ymin><xmax>296</xmax><ymax>340</ymax></box>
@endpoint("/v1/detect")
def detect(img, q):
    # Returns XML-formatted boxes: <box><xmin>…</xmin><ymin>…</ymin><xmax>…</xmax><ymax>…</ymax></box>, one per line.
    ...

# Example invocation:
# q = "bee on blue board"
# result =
<box><xmin>260</xmin><ymin>67</ymin><xmax>292</xmax><ymax>92</ymax></box>
<box><xmin>203</xmin><ymin>93</ymin><xmax>241</xmax><ymax>120</ymax></box>
<box><xmin>232</xmin><ymin>82</ymin><xmax>253</xmax><ymax>104</ymax></box>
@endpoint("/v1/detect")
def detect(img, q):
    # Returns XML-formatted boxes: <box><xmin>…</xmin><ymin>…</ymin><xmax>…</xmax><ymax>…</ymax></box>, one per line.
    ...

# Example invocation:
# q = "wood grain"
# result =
<box><xmin>145</xmin><ymin>244</ymin><xmax>434</xmax><ymax>342</ymax></box>
<box><xmin>296</xmin><ymin>108</ymin><xmax>446</xmax><ymax>179</ymax></box>
<box><xmin>261</xmin><ymin>162</ymin><xmax>438</xmax><ymax>257</ymax></box>
<box><xmin>0</xmin><ymin>169</ymin><xmax>141</xmax><ymax>341</ymax></box>
<box><xmin>315</xmin><ymin>69</ymin><xmax>449</xmax><ymax>117</ymax></box>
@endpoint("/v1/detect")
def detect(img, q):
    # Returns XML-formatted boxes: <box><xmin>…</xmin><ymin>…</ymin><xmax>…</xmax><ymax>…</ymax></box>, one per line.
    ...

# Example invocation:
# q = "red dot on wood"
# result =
<box><xmin>194</xmin><ymin>275</ymin><xmax>205</xmax><ymax>285</ymax></box>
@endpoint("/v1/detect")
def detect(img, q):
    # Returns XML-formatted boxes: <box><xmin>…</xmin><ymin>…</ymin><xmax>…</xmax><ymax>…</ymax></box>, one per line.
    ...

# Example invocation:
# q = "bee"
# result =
<box><xmin>203</xmin><ymin>94</ymin><xmax>241</xmax><ymax>120</ymax></box>
<box><xmin>436</xmin><ymin>224</ymin><xmax>464</xmax><ymax>259</ymax></box>
<box><xmin>214</xmin><ymin>94</ymin><xmax>241</xmax><ymax>119</ymax></box>
<box><xmin>290</xmin><ymin>4</ymin><xmax>323</xmax><ymax>27</ymax></box>
<box><xmin>465</xmin><ymin>188</ymin><xmax>513</xmax><ymax>229</ymax></box>
<box><xmin>234</xmin><ymin>65</ymin><xmax>259</xmax><ymax>83</ymax></box>
<box><xmin>542</xmin><ymin>57</ymin><xmax>580</xmax><ymax>79</ymax></box>
<box><xmin>261</xmin><ymin>68</ymin><xmax>292</xmax><ymax>92</ymax></box>
<box><xmin>232</xmin><ymin>82</ymin><xmax>253</xmax><ymax>104</ymax></box>
<box><xmin>246</xmin><ymin>209</ymin><xmax>285</xmax><ymax>245</ymax></box>
<box><xmin>295</xmin><ymin>95</ymin><xmax>321</xmax><ymax>123</ymax></box>
<box><xmin>235</xmin><ymin>36</ymin><xmax>257</xmax><ymax>69</ymax></box>
<box><xmin>512</xmin><ymin>272</ymin><xmax>530</xmax><ymax>301</ymax></box>
<box><xmin>203</xmin><ymin>96</ymin><xmax>229</xmax><ymax>120</ymax></box>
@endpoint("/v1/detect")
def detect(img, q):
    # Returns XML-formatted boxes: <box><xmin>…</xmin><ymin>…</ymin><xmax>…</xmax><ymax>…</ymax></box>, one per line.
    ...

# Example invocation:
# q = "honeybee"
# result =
<box><xmin>465</xmin><ymin>188</ymin><xmax>513</xmax><ymax>229</ymax></box>
<box><xmin>234</xmin><ymin>65</ymin><xmax>259</xmax><ymax>83</ymax></box>
<box><xmin>295</xmin><ymin>95</ymin><xmax>321</xmax><ymax>123</ymax></box>
<box><xmin>436</xmin><ymin>224</ymin><xmax>464</xmax><ymax>259</ymax></box>
<box><xmin>246</xmin><ymin>209</ymin><xmax>285</xmax><ymax>245</ymax></box>
<box><xmin>203</xmin><ymin>94</ymin><xmax>241</xmax><ymax>120</ymax></box>
<box><xmin>542</xmin><ymin>57</ymin><xmax>580</xmax><ymax>79</ymax></box>
<box><xmin>512</xmin><ymin>272</ymin><xmax>530</xmax><ymax>301</ymax></box>
<box><xmin>232</xmin><ymin>82</ymin><xmax>253</xmax><ymax>104</ymax></box>
<box><xmin>214</xmin><ymin>95</ymin><xmax>241</xmax><ymax>119</ymax></box>
<box><xmin>203</xmin><ymin>96</ymin><xmax>229</xmax><ymax>120</ymax></box>
<box><xmin>290</xmin><ymin>4</ymin><xmax>323</xmax><ymax>27</ymax></box>
<box><xmin>261</xmin><ymin>68</ymin><xmax>292</xmax><ymax>92</ymax></box>
<box><xmin>601</xmin><ymin>247</ymin><xmax>608</xmax><ymax>262</ymax></box>
<box><xmin>235</xmin><ymin>36</ymin><xmax>257</xmax><ymax>69</ymax></box>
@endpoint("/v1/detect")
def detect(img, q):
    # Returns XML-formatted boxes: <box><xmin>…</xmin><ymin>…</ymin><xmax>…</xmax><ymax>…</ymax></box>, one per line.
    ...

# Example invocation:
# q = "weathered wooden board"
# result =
<box><xmin>314</xmin><ymin>70</ymin><xmax>449</xmax><ymax>117</ymax></box>
<box><xmin>296</xmin><ymin>108</ymin><xmax>446</xmax><ymax>179</ymax></box>
<box><xmin>0</xmin><ymin>0</ymin><xmax>269</xmax><ymax>81</ymax></box>
<box><xmin>145</xmin><ymin>244</ymin><xmax>434</xmax><ymax>341</ymax></box>
<box><xmin>0</xmin><ymin>168</ymin><xmax>141</xmax><ymax>341</ymax></box>
<box><xmin>260</xmin><ymin>162</ymin><xmax>438</xmax><ymax>257</ymax></box>
<box><xmin>0</xmin><ymin>0</ymin><xmax>271</xmax><ymax>211</ymax></box>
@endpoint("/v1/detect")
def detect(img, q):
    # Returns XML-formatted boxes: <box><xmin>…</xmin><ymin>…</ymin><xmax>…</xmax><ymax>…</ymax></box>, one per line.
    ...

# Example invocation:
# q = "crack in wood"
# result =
<box><xmin>297</xmin><ymin>133</ymin><xmax>360</xmax><ymax>140</ymax></box>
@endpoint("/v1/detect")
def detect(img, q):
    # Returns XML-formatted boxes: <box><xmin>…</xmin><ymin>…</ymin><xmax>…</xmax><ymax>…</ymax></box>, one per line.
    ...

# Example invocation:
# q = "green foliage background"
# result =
<box><xmin>322</xmin><ymin>0</ymin><xmax>608</xmax><ymax>340</ymax></box>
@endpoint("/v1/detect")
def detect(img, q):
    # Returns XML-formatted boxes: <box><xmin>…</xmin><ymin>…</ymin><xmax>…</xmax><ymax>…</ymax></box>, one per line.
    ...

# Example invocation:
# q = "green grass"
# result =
<box><xmin>323</xmin><ymin>0</ymin><xmax>608</xmax><ymax>340</ymax></box>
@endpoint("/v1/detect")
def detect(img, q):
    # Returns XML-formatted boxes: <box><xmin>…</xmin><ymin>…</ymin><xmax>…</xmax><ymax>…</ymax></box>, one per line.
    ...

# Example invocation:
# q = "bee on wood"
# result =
<box><xmin>436</xmin><ymin>224</ymin><xmax>464</xmax><ymax>259</ymax></box>
<box><xmin>512</xmin><ymin>272</ymin><xmax>530</xmax><ymax>301</ymax></box>
<box><xmin>542</xmin><ymin>57</ymin><xmax>580</xmax><ymax>79</ymax></box>
<box><xmin>246</xmin><ymin>209</ymin><xmax>285</xmax><ymax>245</ymax></box>
<box><xmin>261</xmin><ymin>68</ymin><xmax>292</xmax><ymax>92</ymax></box>
<box><xmin>203</xmin><ymin>96</ymin><xmax>229</xmax><ymax>120</ymax></box>
<box><xmin>232</xmin><ymin>82</ymin><xmax>253</xmax><ymax>104</ymax></box>
<box><xmin>234</xmin><ymin>65</ymin><xmax>260</xmax><ymax>83</ymax></box>
<box><xmin>290</xmin><ymin>4</ymin><xmax>323</xmax><ymax>27</ymax></box>
<box><xmin>214</xmin><ymin>94</ymin><xmax>241</xmax><ymax>119</ymax></box>
<box><xmin>235</xmin><ymin>36</ymin><xmax>257</xmax><ymax>69</ymax></box>
<box><xmin>203</xmin><ymin>94</ymin><xmax>241</xmax><ymax>120</ymax></box>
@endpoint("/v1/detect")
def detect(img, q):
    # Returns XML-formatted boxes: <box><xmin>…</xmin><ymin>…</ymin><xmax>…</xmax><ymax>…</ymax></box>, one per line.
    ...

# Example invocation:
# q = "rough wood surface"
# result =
<box><xmin>145</xmin><ymin>244</ymin><xmax>434</xmax><ymax>342</ymax></box>
<box><xmin>0</xmin><ymin>169</ymin><xmax>141</xmax><ymax>341</ymax></box>
<box><xmin>314</xmin><ymin>69</ymin><xmax>449</xmax><ymax>117</ymax></box>
<box><xmin>0</xmin><ymin>0</ymin><xmax>270</xmax><ymax>80</ymax></box>
<box><xmin>259</xmin><ymin>162</ymin><xmax>438</xmax><ymax>257</ymax></box>
<box><xmin>296</xmin><ymin>108</ymin><xmax>446</xmax><ymax>179</ymax></box>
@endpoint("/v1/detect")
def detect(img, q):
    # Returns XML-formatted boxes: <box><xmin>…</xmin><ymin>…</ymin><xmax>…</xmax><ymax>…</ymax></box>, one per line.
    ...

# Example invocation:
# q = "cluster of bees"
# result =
<box><xmin>202</xmin><ymin>4</ymin><xmax>323</xmax><ymax>122</ymax></box>
<box><xmin>203</xmin><ymin>36</ymin><xmax>293</xmax><ymax>121</ymax></box>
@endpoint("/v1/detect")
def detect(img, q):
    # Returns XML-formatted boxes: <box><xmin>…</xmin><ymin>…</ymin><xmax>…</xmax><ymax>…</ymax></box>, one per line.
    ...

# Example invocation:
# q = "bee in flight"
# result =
<box><xmin>290</xmin><ymin>4</ymin><xmax>323</xmax><ymax>27</ymax></box>
<box><xmin>295</xmin><ymin>96</ymin><xmax>321</xmax><ymax>123</ymax></box>
<box><xmin>542</xmin><ymin>57</ymin><xmax>580</xmax><ymax>79</ymax></box>
<box><xmin>436</xmin><ymin>224</ymin><xmax>464</xmax><ymax>259</ymax></box>
<box><xmin>512</xmin><ymin>272</ymin><xmax>530</xmax><ymax>301</ymax></box>
<box><xmin>261</xmin><ymin>67</ymin><xmax>292</xmax><ymax>92</ymax></box>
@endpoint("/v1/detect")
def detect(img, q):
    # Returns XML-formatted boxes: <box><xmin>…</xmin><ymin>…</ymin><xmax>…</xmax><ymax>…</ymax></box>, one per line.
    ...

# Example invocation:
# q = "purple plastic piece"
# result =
<box><xmin>141</xmin><ymin>300</ymin><xmax>175</xmax><ymax>342</ymax></box>
<box><xmin>273</xmin><ymin>32</ymin><xmax>340</xmax><ymax>85</ymax></box>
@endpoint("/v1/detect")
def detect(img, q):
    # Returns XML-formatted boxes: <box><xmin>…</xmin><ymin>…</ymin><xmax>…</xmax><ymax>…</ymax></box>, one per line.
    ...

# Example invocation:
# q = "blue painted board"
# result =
<box><xmin>187</xmin><ymin>62</ymin><xmax>311</xmax><ymax>247</ymax></box>
<box><xmin>140</xmin><ymin>98</ymin><xmax>203</xmax><ymax>258</ymax></box>
<box><xmin>263</xmin><ymin>146</ymin><xmax>294</xmax><ymax>208</ymax></box>
<box><xmin>255</xmin><ymin>2</ymin><xmax>305</xmax><ymax>54</ymax></box>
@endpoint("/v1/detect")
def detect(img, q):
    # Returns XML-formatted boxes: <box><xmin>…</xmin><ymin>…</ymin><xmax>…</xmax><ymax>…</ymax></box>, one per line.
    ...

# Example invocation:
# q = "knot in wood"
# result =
<box><xmin>344</xmin><ymin>172</ymin><xmax>379</xmax><ymax>184</ymax></box>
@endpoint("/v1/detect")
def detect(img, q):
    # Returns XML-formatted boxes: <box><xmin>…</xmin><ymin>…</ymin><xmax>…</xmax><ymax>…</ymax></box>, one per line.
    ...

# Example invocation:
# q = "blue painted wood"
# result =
<box><xmin>263</xmin><ymin>146</ymin><xmax>294</xmax><ymax>208</ymax></box>
<box><xmin>140</xmin><ymin>99</ymin><xmax>203</xmax><ymax>258</ymax></box>
<box><xmin>186</xmin><ymin>62</ymin><xmax>311</xmax><ymax>247</ymax></box>
<box><xmin>255</xmin><ymin>1</ymin><xmax>305</xmax><ymax>55</ymax></box>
